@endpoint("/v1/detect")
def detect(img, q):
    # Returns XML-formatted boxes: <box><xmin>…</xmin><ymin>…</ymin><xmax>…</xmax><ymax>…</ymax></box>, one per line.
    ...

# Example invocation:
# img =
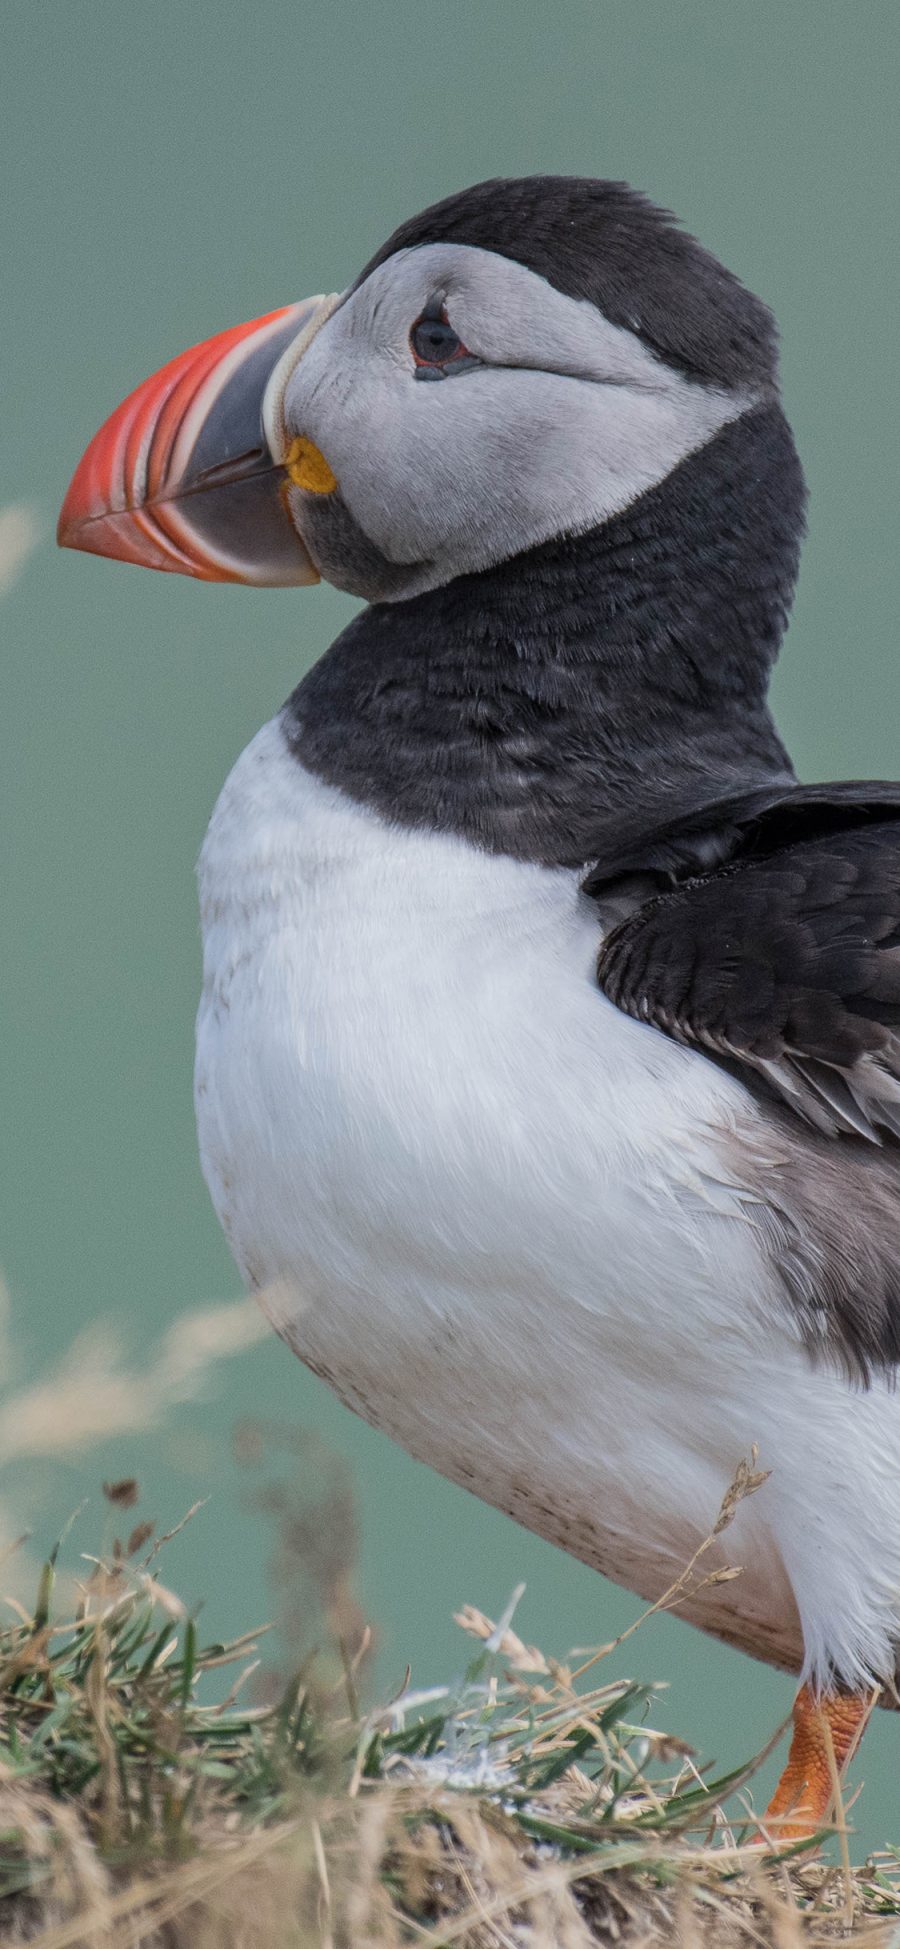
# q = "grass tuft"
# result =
<box><xmin>0</xmin><ymin>1503</ymin><xmax>898</xmax><ymax>1946</ymax></box>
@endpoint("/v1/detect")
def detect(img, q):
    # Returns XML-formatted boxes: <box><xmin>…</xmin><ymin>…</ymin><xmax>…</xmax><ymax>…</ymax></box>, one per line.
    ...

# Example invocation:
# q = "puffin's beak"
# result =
<box><xmin>57</xmin><ymin>294</ymin><xmax>339</xmax><ymax>585</ymax></box>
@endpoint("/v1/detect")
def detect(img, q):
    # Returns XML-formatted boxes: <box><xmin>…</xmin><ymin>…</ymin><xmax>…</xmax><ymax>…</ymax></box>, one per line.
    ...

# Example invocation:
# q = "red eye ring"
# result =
<box><xmin>410</xmin><ymin>305</ymin><xmax>472</xmax><ymax>369</ymax></box>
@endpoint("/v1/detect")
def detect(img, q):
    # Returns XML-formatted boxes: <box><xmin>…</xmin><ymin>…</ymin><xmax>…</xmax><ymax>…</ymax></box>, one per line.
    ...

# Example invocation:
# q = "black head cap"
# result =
<box><xmin>356</xmin><ymin>176</ymin><xmax>779</xmax><ymax>393</ymax></box>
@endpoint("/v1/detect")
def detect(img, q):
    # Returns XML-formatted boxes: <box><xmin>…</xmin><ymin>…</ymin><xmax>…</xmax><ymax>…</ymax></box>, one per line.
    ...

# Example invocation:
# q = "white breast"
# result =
<box><xmin>196</xmin><ymin>714</ymin><xmax>900</xmax><ymax>1689</ymax></box>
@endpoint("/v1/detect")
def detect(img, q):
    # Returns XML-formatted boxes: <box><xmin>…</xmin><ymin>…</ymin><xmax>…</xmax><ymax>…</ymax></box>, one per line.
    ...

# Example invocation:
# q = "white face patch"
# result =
<box><xmin>279</xmin><ymin>242</ymin><xmax>762</xmax><ymax>600</ymax></box>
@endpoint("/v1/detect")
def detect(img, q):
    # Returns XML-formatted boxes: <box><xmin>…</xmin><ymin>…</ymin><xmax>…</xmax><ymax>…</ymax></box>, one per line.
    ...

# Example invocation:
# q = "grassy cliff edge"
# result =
<box><xmin>0</xmin><ymin>1488</ymin><xmax>898</xmax><ymax>1949</ymax></box>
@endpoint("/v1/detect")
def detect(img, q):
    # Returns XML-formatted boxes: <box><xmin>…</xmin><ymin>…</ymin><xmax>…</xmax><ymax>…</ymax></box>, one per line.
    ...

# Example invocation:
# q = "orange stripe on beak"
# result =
<box><xmin>58</xmin><ymin>299</ymin><xmax>330</xmax><ymax>586</ymax></box>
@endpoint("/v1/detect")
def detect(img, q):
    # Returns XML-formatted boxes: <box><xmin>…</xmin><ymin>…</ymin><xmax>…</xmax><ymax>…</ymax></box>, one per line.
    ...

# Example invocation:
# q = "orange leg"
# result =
<box><xmin>764</xmin><ymin>1682</ymin><xmax>877</xmax><ymax>1842</ymax></box>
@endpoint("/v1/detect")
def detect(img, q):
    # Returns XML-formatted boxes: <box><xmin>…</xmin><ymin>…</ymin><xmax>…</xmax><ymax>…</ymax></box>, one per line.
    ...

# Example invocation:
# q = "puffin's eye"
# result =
<box><xmin>411</xmin><ymin>315</ymin><xmax>462</xmax><ymax>363</ymax></box>
<box><xmin>409</xmin><ymin>306</ymin><xmax>477</xmax><ymax>379</ymax></box>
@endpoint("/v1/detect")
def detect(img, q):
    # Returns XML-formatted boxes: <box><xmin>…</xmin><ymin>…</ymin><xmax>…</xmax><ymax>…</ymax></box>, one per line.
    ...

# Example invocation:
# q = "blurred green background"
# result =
<box><xmin>4</xmin><ymin>0</ymin><xmax>900</xmax><ymax>1849</ymax></box>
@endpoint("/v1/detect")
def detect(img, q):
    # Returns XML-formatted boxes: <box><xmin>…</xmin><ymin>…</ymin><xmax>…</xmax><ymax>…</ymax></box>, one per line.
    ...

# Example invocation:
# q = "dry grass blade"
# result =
<box><xmin>0</xmin><ymin>502</ymin><xmax>39</xmax><ymax>595</ymax></box>
<box><xmin>0</xmin><ymin>1460</ymin><xmax>895</xmax><ymax>1945</ymax></box>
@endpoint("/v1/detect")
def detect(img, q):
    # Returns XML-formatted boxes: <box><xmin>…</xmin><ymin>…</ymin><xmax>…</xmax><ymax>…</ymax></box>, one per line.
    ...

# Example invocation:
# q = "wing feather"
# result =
<box><xmin>593</xmin><ymin>813</ymin><xmax>900</xmax><ymax>1144</ymax></box>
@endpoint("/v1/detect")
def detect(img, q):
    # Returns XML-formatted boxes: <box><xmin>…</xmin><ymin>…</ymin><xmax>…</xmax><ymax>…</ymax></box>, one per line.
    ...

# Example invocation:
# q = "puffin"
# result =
<box><xmin>58</xmin><ymin>177</ymin><xmax>900</xmax><ymax>1839</ymax></box>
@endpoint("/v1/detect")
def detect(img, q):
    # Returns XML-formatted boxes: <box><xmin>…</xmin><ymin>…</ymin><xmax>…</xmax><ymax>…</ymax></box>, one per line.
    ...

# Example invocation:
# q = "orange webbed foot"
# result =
<box><xmin>764</xmin><ymin>1681</ymin><xmax>877</xmax><ymax>1843</ymax></box>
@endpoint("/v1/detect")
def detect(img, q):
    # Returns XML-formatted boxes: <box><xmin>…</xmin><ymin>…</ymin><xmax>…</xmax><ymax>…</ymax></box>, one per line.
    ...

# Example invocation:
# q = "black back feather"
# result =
<box><xmin>593</xmin><ymin>793</ymin><xmax>900</xmax><ymax>1144</ymax></box>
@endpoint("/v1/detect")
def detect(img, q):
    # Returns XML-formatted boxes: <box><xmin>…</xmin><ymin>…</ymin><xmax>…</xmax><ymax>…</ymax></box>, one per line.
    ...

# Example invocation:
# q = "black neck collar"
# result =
<box><xmin>284</xmin><ymin>405</ymin><xmax>805</xmax><ymax>867</ymax></box>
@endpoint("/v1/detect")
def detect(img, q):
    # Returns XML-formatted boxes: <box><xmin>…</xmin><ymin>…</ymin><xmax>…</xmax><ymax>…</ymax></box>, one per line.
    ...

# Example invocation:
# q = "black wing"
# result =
<box><xmin>590</xmin><ymin>784</ymin><xmax>900</xmax><ymax>1143</ymax></box>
